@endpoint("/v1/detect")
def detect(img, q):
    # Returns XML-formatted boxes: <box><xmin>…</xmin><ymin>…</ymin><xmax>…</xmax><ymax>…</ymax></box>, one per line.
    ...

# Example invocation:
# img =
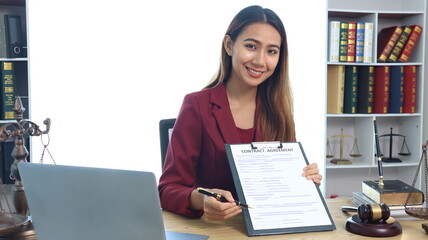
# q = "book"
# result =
<box><xmin>0</xmin><ymin>15</ymin><xmax>7</xmax><ymax>58</ymax></box>
<box><xmin>397</xmin><ymin>24</ymin><xmax>423</xmax><ymax>63</ymax></box>
<box><xmin>357</xmin><ymin>66</ymin><xmax>374</xmax><ymax>113</ymax></box>
<box><xmin>355</xmin><ymin>22</ymin><xmax>365</xmax><ymax>63</ymax></box>
<box><xmin>0</xmin><ymin>61</ymin><xmax>16</xmax><ymax>119</ymax></box>
<box><xmin>362</xmin><ymin>180</ymin><xmax>424</xmax><ymax>206</ymax></box>
<box><xmin>363</xmin><ymin>22</ymin><xmax>374</xmax><ymax>63</ymax></box>
<box><xmin>347</xmin><ymin>22</ymin><xmax>357</xmax><ymax>62</ymax></box>
<box><xmin>373</xmin><ymin>66</ymin><xmax>390</xmax><ymax>114</ymax></box>
<box><xmin>329</xmin><ymin>21</ymin><xmax>340</xmax><ymax>62</ymax></box>
<box><xmin>353</xmin><ymin>191</ymin><xmax>376</xmax><ymax>205</ymax></box>
<box><xmin>343</xmin><ymin>65</ymin><xmax>358</xmax><ymax>113</ymax></box>
<box><xmin>327</xmin><ymin>65</ymin><xmax>345</xmax><ymax>114</ymax></box>
<box><xmin>339</xmin><ymin>22</ymin><xmax>348</xmax><ymax>62</ymax></box>
<box><xmin>377</xmin><ymin>26</ymin><xmax>403</xmax><ymax>62</ymax></box>
<box><xmin>352</xmin><ymin>191</ymin><xmax>424</xmax><ymax>212</ymax></box>
<box><xmin>403</xmin><ymin>65</ymin><xmax>417</xmax><ymax>113</ymax></box>
<box><xmin>4</xmin><ymin>15</ymin><xmax>25</xmax><ymax>58</ymax></box>
<box><xmin>386</xmin><ymin>26</ymin><xmax>412</xmax><ymax>62</ymax></box>
<box><xmin>389</xmin><ymin>66</ymin><xmax>404</xmax><ymax>113</ymax></box>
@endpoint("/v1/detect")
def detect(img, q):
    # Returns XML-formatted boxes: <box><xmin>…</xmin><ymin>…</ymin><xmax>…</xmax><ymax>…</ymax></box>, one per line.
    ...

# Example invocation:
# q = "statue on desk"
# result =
<box><xmin>0</xmin><ymin>96</ymin><xmax>50</xmax><ymax>239</ymax></box>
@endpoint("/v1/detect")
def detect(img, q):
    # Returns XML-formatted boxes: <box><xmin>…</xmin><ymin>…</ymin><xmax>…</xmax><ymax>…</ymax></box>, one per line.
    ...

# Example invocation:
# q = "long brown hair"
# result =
<box><xmin>205</xmin><ymin>5</ymin><xmax>295</xmax><ymax>142</ymax></box>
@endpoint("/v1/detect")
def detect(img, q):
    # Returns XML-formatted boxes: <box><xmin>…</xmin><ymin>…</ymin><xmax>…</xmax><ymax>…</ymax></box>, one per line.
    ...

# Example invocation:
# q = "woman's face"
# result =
<box><xmin>225</xmin><ymin>22</ymin><xmax>281</xmax><ymax>88</ymax></box>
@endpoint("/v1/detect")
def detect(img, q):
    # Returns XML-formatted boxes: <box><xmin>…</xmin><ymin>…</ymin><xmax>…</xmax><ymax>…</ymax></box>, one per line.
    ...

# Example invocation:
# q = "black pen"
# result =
<box><xmin>196</xmin><ymin>187</ymin><xmax>253</xmax><ymax>208</ymax></box>
<box><xmin>373</xmin><ymin>119</ymin><xmax>384</xmax><ymax>188</ymax></box>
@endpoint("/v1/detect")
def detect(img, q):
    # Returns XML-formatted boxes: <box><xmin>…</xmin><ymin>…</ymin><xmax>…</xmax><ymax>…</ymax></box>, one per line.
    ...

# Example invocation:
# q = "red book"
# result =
<box><xmin>403</xmin><ymin>65</ymin><xmax>417</xmax><ymax>113</ymax></box>
<box><xmin>377</xmin><ymin>26</ymin><xmax>403</xmax><ymax>62</ymax></box>
<box><xmin>373</xmin><ymin>66</ymin><xmax>390</xmax><ymax>113</ymax></box>
<box><xmin>347</xmin><ymin>22</ymin><xmax>356</xmax><ymax>62</ymax></box>
<box><xmin>397</xmin><ymin>25</ymin><xmax>423</xmax><ymax>63</ymax></box>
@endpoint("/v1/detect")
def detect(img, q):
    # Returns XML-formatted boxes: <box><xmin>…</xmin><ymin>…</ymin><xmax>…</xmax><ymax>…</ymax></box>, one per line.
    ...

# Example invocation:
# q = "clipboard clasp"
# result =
<box><xmin>251</xmin><ymin>141</ymin><xmax>283</xmax><ymax>149</ymax></box>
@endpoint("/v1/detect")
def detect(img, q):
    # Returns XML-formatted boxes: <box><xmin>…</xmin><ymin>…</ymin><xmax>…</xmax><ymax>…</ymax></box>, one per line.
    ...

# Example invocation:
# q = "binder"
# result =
<box><xmin>225</xmin><ymin>142</ymin><xmax>335</xmax><ymax>236</ymax></box>
<box><xmin>4</xmin><ymin>15</ymin><xmax>26</xmax><ymax>58</ymax></box>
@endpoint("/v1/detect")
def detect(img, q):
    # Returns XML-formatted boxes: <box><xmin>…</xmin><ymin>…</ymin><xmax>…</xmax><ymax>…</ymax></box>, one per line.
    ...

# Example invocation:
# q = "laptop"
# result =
<box><xmin>18</xmin><ymin>163</ymin><xmax>209</xmax><ymax>240</ymax></box>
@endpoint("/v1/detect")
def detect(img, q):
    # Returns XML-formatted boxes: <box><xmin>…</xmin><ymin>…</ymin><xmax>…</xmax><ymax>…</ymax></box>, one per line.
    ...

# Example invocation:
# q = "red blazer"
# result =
<box><xmin>158</xmin><ymin>83</ymin><xmax>263</xmax><ymax>217</ymax></box>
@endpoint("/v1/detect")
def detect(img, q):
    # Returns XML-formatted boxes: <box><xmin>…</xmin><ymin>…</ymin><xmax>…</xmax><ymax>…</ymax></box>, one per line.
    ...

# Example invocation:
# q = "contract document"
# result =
<box><xmin>226</xmin><ymin>142</ymin><xmax>336</xmax><ymax>236</ymax></box>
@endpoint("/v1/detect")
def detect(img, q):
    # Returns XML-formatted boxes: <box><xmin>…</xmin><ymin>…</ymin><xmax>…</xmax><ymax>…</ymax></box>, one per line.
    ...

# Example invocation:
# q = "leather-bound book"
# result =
<box><xmin>377</xmin><ymin>26</ymin><xmax>403</xmax><ymax>62</ymax></box>
<box><xmin>373</xmin><ymin>66</ymin><xmax>390</xmax><ymax>113</ymax></box>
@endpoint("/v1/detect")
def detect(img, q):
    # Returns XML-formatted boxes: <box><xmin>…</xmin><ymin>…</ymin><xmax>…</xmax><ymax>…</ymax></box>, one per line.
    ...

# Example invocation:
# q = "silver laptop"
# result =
<box><xmin>18</xmin><ymin>163</ymin><xmax>209</xmax><ymax>240</ymax></box>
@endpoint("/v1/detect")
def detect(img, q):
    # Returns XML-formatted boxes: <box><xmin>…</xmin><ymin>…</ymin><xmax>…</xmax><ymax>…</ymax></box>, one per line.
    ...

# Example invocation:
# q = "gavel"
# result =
<box><xmin>342</xmin><ymin>203</ymin><xmax>391</xmax><ymax>222</ymax></box>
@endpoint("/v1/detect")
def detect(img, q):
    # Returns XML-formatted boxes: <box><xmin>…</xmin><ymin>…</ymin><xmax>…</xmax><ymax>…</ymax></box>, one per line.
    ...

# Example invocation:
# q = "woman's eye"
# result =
<box><xmin>268</xmin><ymin>49</ymin><xmax>278</xmax><ymax>54</ymax></box>
<box><xmin>245</xmin><ymin>44</ymin><xmax>256</xmax><ymax>49</ymax></box>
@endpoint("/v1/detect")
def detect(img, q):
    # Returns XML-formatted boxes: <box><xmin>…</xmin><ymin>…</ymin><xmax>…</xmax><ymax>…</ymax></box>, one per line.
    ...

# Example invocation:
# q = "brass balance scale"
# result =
<box><xmin>404</xmin><ymin>140</ymin><xmax>428</xmax><ymax>221</ymax></box>
<box><xmin>0</xmin><ymin>97</ymin><xmax>51</xmax><ymax>239</ymax></box>
<box><xmin>326</xmin><ymin>128</ymin><xmax>362</xmax><ymax>164</ymax></box>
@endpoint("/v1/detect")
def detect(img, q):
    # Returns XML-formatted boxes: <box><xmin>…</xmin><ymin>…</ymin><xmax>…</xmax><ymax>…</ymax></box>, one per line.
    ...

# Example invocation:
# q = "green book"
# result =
<box><xmin>1</xmin><ymin>61</ymin><xmax>16</xmax><ymax>119</ymax></box>
<box><xmin>343</xmin><ymin>66</ymin><xmax>358</xmax><ymax>113</ymax></box>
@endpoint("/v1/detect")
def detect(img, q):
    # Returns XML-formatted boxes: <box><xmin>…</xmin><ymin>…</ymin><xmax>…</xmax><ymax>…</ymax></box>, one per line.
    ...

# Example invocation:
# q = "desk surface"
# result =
<box><xmin>163</xmin><ymin>198</ymin><xmax>428</xmax><ymax>239</ymax></box>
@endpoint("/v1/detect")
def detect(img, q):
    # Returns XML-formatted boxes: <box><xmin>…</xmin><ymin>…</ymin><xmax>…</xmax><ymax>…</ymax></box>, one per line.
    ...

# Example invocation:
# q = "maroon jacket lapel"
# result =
<box><xmin>209</xmin><ymin>84</ymin><xmax>241</xmax><ymax>144</ymax></box>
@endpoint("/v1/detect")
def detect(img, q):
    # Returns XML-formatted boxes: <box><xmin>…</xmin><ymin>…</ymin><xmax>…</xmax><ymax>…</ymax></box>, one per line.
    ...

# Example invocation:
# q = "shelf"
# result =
<box><xmin>327</xmin><ymin>113</ymin><xmax>422</xmax><ymax>117</ymax></box>
<box><xmin>327</xmin><ymin>61</ymin><xmax>423</xmax><ymax>66</ymax></box>
<box><xmin>0</xmin><ymin>58</ymin><xmax>28</xmax><ymax>62</ymax></box>
<box><xmin>326</xmin><ymin>161</ymin><xmax>420</xmax><ymax>169</ymax></box>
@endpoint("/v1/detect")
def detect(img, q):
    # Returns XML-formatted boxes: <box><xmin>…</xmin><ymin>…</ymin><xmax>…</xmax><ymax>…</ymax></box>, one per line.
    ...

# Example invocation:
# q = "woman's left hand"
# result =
<box><xmin>302</xmin><ymin>163</ymin><xmax>322</xmax><ymax>185</ymax></box>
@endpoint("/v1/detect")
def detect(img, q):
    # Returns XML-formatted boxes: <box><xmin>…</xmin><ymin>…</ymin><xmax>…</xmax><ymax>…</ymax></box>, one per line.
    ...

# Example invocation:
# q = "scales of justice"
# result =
<box><xmin>378</xmin><ymin>127</ymin><xmax>411</xmax><ymax>163</ymax></box>
<box><xmin>326</xmin><ymin>128</ymin><xmax>361</xmax><ymax>165</ymax></box>
<box><xmin>0</xmin><ymin>96</ymin><xmax>51</xmax><ymax>239</ymax></box>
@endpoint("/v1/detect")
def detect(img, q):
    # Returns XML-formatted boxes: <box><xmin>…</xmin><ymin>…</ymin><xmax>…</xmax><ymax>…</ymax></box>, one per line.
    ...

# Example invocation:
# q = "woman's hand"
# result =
<box><xmin>190</xmin><ymin>188</ymin><xmax>242</xmax><ymax>221</ymax></box>
<box><xmin>302</xmin><ymin>163</ymin><xmax>322</xmax><ymax>185</ymax></box>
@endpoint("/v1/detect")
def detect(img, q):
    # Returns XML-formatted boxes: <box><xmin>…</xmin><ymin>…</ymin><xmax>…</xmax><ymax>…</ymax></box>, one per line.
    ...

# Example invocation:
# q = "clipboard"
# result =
<box><xmin>225</xmin><ymin>142</ymin><xmax>336</xmax><ymax>236</ymax></box>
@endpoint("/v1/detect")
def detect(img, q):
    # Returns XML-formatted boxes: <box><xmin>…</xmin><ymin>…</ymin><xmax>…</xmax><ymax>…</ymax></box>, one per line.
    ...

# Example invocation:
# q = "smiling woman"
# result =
<box><xmin>27</xmin><ymin>0</ymin><xmax>326</xmax><ymax>194</ymax></box>
<box><xmin>157</xmin><ymin>5</ymin><xmax>323</xmax><ymax>221</ymax></box>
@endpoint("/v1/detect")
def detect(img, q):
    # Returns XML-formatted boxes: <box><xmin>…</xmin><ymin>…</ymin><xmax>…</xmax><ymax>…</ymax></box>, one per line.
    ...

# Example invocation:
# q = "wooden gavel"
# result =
<box><xmin>358</xmin><ymin>203</ymin><xmax>390</xmax><ymax>222</ymax></box>
<box><xmin>342</xmin><ymin>203</ymin><xmax>391</xmax><ymax>222</ymax></box>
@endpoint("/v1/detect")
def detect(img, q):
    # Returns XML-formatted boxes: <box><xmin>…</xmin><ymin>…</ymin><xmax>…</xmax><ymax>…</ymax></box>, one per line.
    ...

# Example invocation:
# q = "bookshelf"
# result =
<box><xmin>0</xmin><ymin>0</ymin><xmax>30</xmax><ymax>184</ymax></box>
<box><xmin>326</xmin><ymin>0</ymin><xmax>426</xmax><ymax>198</ymax></box>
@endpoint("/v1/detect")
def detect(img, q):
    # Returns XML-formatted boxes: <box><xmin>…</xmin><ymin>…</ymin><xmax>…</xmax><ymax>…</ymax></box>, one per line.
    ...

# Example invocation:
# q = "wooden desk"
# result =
<box><xmin>163</xmin><ymin>198</ymin><xmax>428</xmax><ymax>239</ymax></box>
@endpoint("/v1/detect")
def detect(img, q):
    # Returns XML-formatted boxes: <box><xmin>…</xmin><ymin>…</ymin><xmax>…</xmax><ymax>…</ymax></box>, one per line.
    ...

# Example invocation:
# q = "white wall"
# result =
<box><xmin>27</xmin><ymin>0</ymin><xmax>327</xmax><ymax>192</ymax></box>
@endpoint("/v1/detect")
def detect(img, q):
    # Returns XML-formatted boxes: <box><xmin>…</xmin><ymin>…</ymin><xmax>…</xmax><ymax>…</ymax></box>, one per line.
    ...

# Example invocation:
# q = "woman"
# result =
<box><xmin>158</xmin><ymin>5</ymin><xmax>322</xmax><ymax>221</ymax></box>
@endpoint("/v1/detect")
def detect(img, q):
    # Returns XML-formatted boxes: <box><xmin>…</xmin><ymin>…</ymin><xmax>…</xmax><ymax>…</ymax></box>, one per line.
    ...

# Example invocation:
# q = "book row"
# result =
<box><xmin>377</xmin><ymin>25</ymin><xmax>423</xmax><ymax>63</ymax></box>
<box><xmin>0</xmin><ymin>14</ymin><xmax>26</xmax><ymax>58</ymax></box>
<box><xmin>327</xmin><ymin>65</ymin><xmax>417</xmax><ymax>114</ymax></box>
<box><xmin>328</xmin><ymin>21</ymin><xmax>423</xmax><ymax>63</ymax></box>
<box><xmin>329</xmin><ymin>21</ymin><xmax>373</xmax><ymax>63</ymax></box>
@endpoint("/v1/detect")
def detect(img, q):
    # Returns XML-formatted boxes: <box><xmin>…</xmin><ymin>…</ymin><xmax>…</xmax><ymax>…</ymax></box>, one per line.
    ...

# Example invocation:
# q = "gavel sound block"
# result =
<box><xmin>342</xmin><ymin>204</ymin><xmax>402</xmax><ymax>237</ymax></box>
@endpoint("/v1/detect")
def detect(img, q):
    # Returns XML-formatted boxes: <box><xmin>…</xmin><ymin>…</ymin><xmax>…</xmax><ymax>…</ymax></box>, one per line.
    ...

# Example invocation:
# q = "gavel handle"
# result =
<box><xmin>341</xmin><ymin>206</ymin><xmax>358</xmax><ymax>212</ymax></box>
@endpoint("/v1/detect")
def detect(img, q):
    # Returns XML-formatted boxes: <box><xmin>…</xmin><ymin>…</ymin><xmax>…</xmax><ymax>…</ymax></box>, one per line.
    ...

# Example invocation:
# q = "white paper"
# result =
<box><xmin>230</xmin><ymin>142</ymin><xmax>332</xmax><ymax>230</ymax></box>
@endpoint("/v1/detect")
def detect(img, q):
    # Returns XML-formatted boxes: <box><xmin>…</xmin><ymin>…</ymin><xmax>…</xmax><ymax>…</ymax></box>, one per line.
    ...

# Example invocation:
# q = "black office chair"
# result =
<box><xmin>159</xmin><ymin>118</ymin><xmax>176</xmax><ymax>168</ymax></box>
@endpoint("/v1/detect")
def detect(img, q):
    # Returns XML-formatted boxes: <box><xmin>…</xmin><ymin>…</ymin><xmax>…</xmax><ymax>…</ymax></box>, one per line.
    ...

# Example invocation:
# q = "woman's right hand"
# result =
<box><xmin>190</xmin><ymin>188</ymin><xmax>242</xmax><ymax>221</ymax></box>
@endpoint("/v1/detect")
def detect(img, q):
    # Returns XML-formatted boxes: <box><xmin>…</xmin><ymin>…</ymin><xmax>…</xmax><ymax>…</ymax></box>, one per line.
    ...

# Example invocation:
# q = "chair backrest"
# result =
<box><xmin>159</xmin><ymin>118</ymin><xmax>176</xmax><ymax>168</ymax></box>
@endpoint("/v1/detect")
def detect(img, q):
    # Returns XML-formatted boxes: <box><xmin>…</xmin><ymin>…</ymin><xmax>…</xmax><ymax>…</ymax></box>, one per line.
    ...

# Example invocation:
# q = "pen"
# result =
<box><xmin>373</xmin><ymin>119</ymin><xmax>384</xmax><ymax>188</ymax></box>
<box><xmin>196</xmin><ymin>187</ymin><xmax>252</xmax><ymax>208</ymax></box>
